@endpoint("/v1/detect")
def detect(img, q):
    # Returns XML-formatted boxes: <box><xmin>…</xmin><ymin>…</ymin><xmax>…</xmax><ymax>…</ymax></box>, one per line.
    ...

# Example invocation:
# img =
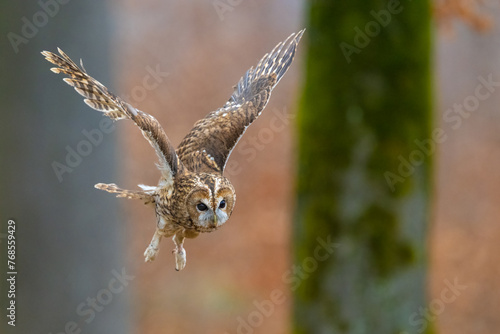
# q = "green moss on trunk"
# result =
<box><xmin>293</xmin><ymin>0</ymin><xmax>435</xmax><ymax>333</ymax></box>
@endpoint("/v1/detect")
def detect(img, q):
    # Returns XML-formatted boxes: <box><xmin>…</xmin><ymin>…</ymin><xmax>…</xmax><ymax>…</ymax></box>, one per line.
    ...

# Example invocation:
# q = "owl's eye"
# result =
<box><xmin>196</xmin><ymin>203</ymin><xmax>208</xmax><ymax>211</ymax></box>
<box><xmin>219</xmin><ymin>200</ymin><xmax>226</xmax><ymax>209</ymax></box>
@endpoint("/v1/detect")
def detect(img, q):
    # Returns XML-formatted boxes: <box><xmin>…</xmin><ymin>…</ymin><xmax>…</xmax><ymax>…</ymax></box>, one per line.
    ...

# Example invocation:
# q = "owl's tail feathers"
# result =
<box><xmin>227</xmin><ymin>29</ymin><xmax>305</xmax><ymax>109</ymax></box>
<box><xmin>95</xmin><ymin>183</ymin><xmax>155</xmax><ymax>205</ymax></box>
<box><xmin>41</xmin><ymin>48</ymin><xmax>127</xmax><ymax>121</ymax></box>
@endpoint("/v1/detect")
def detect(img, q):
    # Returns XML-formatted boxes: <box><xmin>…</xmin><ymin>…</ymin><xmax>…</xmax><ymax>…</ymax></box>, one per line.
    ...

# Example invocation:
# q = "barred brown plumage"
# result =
<box><xmin>177</xmin><ymin>29</ymin><xmax>305</xmax><ymax>173</ymax></box>
<box><xmin>42</xmin><ymin>29</ymin><xmax>304</xmax><ymax>271</ymax></box>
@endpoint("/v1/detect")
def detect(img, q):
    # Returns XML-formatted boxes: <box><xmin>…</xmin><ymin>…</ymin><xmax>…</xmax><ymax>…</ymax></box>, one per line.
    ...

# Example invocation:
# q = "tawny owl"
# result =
<box><xmin>42</xmin><ymin>30</ymin><xmax>304</xmax><ymax>270</ymax></box>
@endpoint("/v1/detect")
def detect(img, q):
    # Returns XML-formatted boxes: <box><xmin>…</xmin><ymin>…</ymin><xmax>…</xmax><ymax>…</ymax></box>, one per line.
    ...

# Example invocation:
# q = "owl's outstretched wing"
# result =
<box><xmin>42</xmin><ymin>48</ymin><xmax>184</xmax><ymax>182</ymax></box>
<box><xmin>176</xmin><ymin>29</ymin><xmax>304</xmax><ymax>173</ymax></box>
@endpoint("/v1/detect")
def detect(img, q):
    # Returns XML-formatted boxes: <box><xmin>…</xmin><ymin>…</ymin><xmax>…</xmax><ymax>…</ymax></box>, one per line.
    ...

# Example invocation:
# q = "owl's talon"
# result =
<box><xmin>173</xmin><ymin>247</ymin><xmax>187</xmax><ymax>271</ymax></box>
<box><xmin>144</xmin><ymin>245</ymin><xmax>159</xmax><ymax>262</ymax></box>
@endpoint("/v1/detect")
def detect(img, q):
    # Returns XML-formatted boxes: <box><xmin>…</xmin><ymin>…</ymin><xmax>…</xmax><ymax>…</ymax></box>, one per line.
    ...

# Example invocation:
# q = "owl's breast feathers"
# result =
<box><xmin>155</xmin><ymin>173</ymin><xmax>197</xmax><ymax>228</ymax></box>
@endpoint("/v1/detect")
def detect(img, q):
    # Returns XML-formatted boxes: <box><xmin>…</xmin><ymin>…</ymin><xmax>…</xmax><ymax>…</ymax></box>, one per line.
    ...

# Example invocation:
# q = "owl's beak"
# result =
<box><xmin>212</xmin><ymin>214</ymin><xmax>218</xmax><ymax>227</ymax></box>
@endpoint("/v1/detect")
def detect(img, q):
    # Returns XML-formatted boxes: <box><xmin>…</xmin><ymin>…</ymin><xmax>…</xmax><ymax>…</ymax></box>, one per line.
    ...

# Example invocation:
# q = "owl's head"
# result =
<box><xmin>185</xmin><ymin>174</ymin><xmax>235</xmax><ymax>232</ymax></box>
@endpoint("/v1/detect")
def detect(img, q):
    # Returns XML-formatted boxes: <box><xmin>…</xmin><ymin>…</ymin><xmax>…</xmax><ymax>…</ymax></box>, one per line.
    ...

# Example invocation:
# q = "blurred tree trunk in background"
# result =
<box><xmin>294</xmin><ymin>1</ymin><xmax>433</xmax><ymax>333</ymax></box>
<box><xmin>0</xmin><ymin>1</ymin><xmax>130</xmax><ymax>334</ymax></box>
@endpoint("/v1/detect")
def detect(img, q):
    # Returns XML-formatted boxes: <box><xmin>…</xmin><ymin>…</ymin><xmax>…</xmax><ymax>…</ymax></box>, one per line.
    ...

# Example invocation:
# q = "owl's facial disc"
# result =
<box><xmin>186</xmin><ymin>182</ymin><xmax>235</xmax><ymax>232</ymax></box>
<box><xmin>194</xmin><ymin>196</ymin><xmax>228</xmax><ymax>230</ymax></box>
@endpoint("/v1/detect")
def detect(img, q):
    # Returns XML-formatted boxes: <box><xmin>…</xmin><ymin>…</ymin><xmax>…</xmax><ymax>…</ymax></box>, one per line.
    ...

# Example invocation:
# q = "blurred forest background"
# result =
<box><xmin>1</xmin><ymin>0</ymin><xmax>500</xmax><ymax>334</ymax></box>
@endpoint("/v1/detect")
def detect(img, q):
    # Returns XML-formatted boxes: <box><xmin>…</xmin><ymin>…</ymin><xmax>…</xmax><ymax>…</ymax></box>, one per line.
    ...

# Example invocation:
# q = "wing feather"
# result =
<box><xmin>177</xmin><ymin>30</ymin><xmax>304</xmax><ymax>173</ymax></box>
<box><xmin>42</xmin><ymin>48</ymin><xmax>183</xmax><ymax>181</ymax></box>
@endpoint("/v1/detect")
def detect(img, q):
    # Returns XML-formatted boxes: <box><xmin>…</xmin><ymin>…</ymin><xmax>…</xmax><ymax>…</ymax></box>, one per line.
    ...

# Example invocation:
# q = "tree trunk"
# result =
<box><xmin>293</xmin><ymin>1</ymin><xmax>434</xmax><ymax>333</ymax></box>
<box><xmin>0</xmin><ymin>2</ymin><xmax>130</xmax><ymax>333</ymax></box>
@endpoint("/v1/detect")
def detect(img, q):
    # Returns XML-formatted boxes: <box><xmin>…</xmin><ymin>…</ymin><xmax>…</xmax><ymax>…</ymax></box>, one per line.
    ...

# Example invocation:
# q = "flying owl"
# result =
<box><xmin>42</xmin><ymin>30</ymin><xmax>304</xmax><ymax>271</ymax></box>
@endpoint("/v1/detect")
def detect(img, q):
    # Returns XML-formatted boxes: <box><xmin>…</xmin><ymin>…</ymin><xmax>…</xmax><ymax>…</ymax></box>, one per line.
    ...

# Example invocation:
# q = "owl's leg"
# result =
<box><xmin>172</xmin><ymin>232</ymin><xmax>186</xmax><ymax>271</ymax></box>
<box><xmin>172</xmin><ymin>229</ymin><xmax>200</xmax><ymax>271</ymax></box>
<box><xmin>144</xmin><ymin>230</ymin><xmax>162</xmax><ymax>262</ymax></box>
